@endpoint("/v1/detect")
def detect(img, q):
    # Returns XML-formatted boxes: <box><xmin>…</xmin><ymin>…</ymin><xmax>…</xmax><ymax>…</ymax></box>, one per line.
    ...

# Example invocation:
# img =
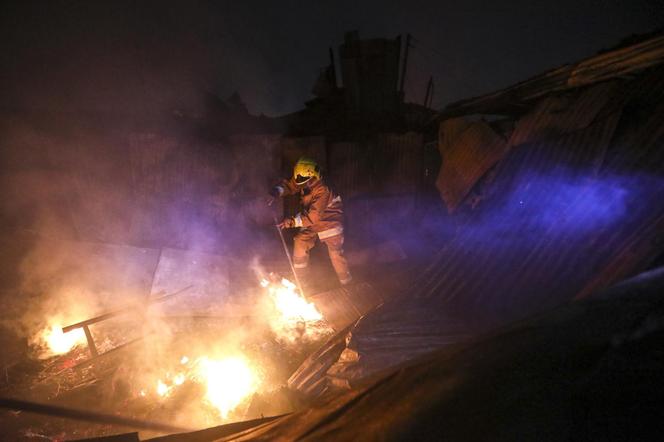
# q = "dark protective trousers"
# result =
<box><xmin>292</xmin><ymin>229</ymin><xmax>352</xmax><ymax>285</ymax></box>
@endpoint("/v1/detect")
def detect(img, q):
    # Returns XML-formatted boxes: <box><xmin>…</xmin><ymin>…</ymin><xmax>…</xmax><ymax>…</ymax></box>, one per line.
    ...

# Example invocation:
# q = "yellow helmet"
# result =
<box><xmin>293</xmin><ymin>157</ymin><xmax>321</xmax><ymax>184</ymax></box>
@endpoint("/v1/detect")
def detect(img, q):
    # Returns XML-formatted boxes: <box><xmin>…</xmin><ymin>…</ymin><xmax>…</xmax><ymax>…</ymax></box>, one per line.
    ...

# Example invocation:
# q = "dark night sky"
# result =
<box><xmin>1</xmin><ymin>0</ymin><xmax>662</xmax><ymax>116</ymax></box>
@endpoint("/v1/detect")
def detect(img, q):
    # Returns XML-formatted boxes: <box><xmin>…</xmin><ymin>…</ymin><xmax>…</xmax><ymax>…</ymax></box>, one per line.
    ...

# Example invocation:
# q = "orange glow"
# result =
<box><xmin>147</xmin><ymin>353</ymin><xmax>260</xmax><ymax>420</ymax></box>
<box><xmin>195</xmin><ymin>356</ymin><xmax>259</xmax><ymax>419</ymax></box>
<box><xmin>156</xmin><ymin>379</ymin><xmax>170</xmax><ymax>397</ymax></box>
<box><xmin>263</xmin><ymin>277</ymin><xmax>332</xmax><ymax>343</ymax></box>
<box><xmin>37</xmin><ymin>323</ymin><xmax>87</xmax><ymax>357</ymax></box>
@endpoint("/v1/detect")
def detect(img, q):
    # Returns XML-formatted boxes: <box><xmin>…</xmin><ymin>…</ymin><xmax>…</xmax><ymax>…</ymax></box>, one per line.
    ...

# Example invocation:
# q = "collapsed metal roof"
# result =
<box><xmin>288</xmin><ymin>29</ymin><xmax>664</xmax><ymax>409</ymax></box>
<box><xmin>440</xmin><ymin>31</ymin><xmax>664</xmax><ymax>118</ymax></box>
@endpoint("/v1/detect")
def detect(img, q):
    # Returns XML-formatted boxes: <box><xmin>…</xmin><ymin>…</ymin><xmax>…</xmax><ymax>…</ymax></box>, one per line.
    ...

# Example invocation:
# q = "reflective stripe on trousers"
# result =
<box><xmin>293</xmin><ymin>230</ymin><xmax>351</xmax><ymax>283</ymax></box>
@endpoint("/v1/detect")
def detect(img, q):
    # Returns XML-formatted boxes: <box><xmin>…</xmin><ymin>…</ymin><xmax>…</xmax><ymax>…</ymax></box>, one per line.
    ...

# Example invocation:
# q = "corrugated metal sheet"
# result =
<box><xmin>288</xmin><ymin>63</ymin><xmax>664</xmax><ymax>397</ymax></box>
<box><xmin>444</xmin><ymin>64</ymin><xmax>575</xmax><ymax>116</ymax></box>
<box><xmin>213</xmin><ymin>270</ymin><xmax>664</xmax><ymax>441</ymax></box>
<box><xmin>441</xmin><ymin>31</ymin><xmax>664</xmax><ymax>117</ymax></box>
<box><xmin>436</xmin><ymin>118</ymin><xmax>509</xmax><ymax>211</ymax></box>
<box><xmin>508</xmin><ymin>81</ymin><xmax>620</xmax><ymax>148</ymax></box>
<box><xmin>303</xmin><ymin>133</ymin><xmax>425</xmax><ymax>201</ymax></box>
<box><xmin>574</xmin><ymin>67</ymin><xmax>664</xmax><ymax>298</ymax></box>
<box><xmin>568</xmin><ymin>34</ymin><xmax>664</xmax><ymax>86</ymax></box>
<box><xmin>327</xmin><ymin>140</ymin><xmax>369</xmax><ymax>199</ymax></box>
<box><xmin>419</xmin><ymin>109</ymin><xmax>624</xmax><ymax>312</ymax></box>
<box><xmin>373</xmin><ymin>132</ymin><xmax>423</xmax><ymax>196</ymax></box>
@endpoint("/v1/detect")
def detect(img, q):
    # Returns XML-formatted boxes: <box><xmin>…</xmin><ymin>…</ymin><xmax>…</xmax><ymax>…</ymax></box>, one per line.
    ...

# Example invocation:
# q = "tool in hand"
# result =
<box><xmin>273</xmin><ymin>215</ymin><xmax>306</xmax><ymax>299</ymax></box>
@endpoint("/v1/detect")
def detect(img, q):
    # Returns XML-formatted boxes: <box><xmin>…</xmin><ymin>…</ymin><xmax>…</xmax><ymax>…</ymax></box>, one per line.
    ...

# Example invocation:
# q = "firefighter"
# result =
<box><xmin>270</xmin><ymin>157</ymin><xmax>352</xmax><ymax>286</ymax></box>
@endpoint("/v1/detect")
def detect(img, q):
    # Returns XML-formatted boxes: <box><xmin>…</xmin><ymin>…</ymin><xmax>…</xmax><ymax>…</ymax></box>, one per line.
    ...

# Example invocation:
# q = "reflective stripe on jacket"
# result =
<box><xmin>280</xmin><ymin>177</ymin><xmax>344</xmax><ymax>236</ymax></box>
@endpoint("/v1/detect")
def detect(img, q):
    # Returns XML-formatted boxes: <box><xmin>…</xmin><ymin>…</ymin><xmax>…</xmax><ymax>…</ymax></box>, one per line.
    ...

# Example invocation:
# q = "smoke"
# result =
<box><xmin>0</xmin><ymin>1</ymin><xmax>289</xmax><ymax>378</ymax></box>
<box><xmin>0</xmin><ymin>103</ymin><xmax>308</xmax><ymax>436</ymax></box>
<box><xmin>458</xmin><ymin>167</ymin><xmax>659</xmax><ymax>243</ymax></box>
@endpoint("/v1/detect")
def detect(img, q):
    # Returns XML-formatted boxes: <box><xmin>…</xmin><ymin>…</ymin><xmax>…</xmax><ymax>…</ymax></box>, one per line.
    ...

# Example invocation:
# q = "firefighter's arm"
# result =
<box><xmin>297</xmin><ymin>186</ymin><xmax>330</xmax><ymax>228</ymax></box>
<box><xmin>270</xmin><ymin>178</ymin><xmax>298</xmax><ymax>198</ymax></box>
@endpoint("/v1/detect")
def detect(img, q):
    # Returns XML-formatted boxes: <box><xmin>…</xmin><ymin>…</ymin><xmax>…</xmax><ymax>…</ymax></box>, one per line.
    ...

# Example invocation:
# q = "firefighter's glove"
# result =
<box><xmin>269</xmin><ymin>185</ymin><xmax>285</xmax><ymax>198</ymax></box>
<box><xmin>277</xmin><ymin>217</ymin><xmax>296</xmax><ymax>229</ymax></box>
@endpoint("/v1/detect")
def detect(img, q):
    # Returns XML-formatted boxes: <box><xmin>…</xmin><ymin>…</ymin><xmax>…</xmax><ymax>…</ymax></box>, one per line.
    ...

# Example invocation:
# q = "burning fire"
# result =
<box><xmin>29</xmin><ymin>273</ymin><xmax>331</xmax><ymax>426</ymax></box>
<box><xmin>34</xmin><ymin>323</ymin><xmax>87</xmax><ymax>358</ymax></box>
<box><xmin>197</xmin><ymin>356</ymin><xmax>259</xmax><ymax>418</ymax></box>
<box><xmin>152</xmin><ymin>354</ymin><xmax>260</xmax><ymax>420</ymax></box>
<box><xmin>142</xmin><ymin>276</ymin><xmax>330</xmax><ymax>422</ymax></box>
<box><xmin>265</xmin><ymin>278</ymin><xmax>323</xmax><ymax>322</ymax></box>
<box><xmin>262</xmin><ymin>277</ymin><xmax>332</xmax><ymax>343</ymax></box>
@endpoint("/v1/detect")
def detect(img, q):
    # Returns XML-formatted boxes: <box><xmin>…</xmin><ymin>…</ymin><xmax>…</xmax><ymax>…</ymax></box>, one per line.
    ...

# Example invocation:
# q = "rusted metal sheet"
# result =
<box><xmin>568</xmin><ymin>34</ymin><xmax>664</xmax><ymax>86</ymax></box>
<box><xmin>436</xmin><ymin>118</ymin><xmax>510</xmax><ymax>211</ymax></box>
<box><xmin>443</xmin><ymin>64</ymin><xmax>574</xmax><ymax>116</ymax></box>
<box><xmin>621</xmin><ymin>63</ymin><xmax>664</xmax><ymax>109</ymax></box>
<box><xmin>374</xmin><ymin>132</ymin><xmax>423</xmax><ymax>196</ymax></box>
<box><xmin>441</xmin><ymin>32</ymin><xmax>664</xmax><ymax>118</ymax></box>
<box><xmin>508</xmin><ymin>81</ymin><xmax>620</xmax><ymax>148</ymax></box>
<box><xmin>573</xmin><ymin>94</ymin><xmax>664</xmax><ymax>298</ymax></box>
<box><xmin>292</xmin><ymin>63</ymin><xmax>664</xmax><ymax>397</ymax></box>
<box><xmin>326</xmin><ymin>133</ymin><xmax>423</xmax><ymax>201</ymax></box>
<box><xmin>422</xmin><ymin>108</ymin><xmax>625</xmax><ymax>315</ymax></box>
<box><xmin>326</xmin><ymin>141</ymin><xmax>368</xmax><ymax>199</ymax></box>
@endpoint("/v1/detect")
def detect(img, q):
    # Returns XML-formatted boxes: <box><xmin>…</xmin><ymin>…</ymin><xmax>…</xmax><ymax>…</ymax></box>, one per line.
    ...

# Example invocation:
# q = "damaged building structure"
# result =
<box><xmin>1</xmin><ymin>29</ymin><xmax>664</xmax><ymax>441</ymax></box>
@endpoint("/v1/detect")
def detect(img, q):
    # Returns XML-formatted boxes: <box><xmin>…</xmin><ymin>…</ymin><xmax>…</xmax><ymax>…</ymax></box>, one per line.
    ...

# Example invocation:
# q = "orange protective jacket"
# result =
<box><xmin>279</xmin><ymin>177</ymin><xmax>344</xmax><ymax>238</ymax></box>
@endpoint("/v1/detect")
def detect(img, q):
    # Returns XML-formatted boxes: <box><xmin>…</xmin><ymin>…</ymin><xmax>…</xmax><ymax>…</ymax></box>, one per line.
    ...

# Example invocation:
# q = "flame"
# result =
<box><xmin>147</xmin><ymin>354</ymin><xmax>260</xmax><ymax>420</ymax></box>
<box><xmin>36</xmin><ymin>323</ymin><xmax>87</xmax><ymax>358</ymax></box>
<box><xmin>271</xmin><ymin>278</ymin><xmax>323</xmax><ymax>322</ymax></box>
<box><xmin>196</xmin><ymin>356</ymin><xmax>259</xmax><ymax>419</ymax></box>
<box><xmin>155</xmin><ymin>371</ymin><xmax>186</xmax><ymax>397</ymax></box>
<box><xmin>262</xmin><ymin>277</ymin><xmax>332</xmax><ymax>343</ymax></box>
